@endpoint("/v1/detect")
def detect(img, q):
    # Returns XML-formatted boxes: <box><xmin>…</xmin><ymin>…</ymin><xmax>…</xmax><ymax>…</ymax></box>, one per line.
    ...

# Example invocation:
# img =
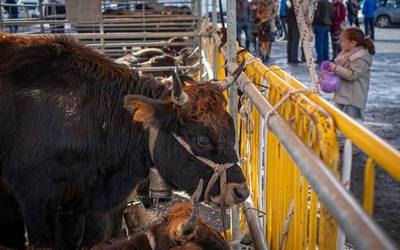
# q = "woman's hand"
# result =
<box><xmin>329</xmin><ymin>63</ymin><xmax>337</xmax><ymax>72</ymax></box>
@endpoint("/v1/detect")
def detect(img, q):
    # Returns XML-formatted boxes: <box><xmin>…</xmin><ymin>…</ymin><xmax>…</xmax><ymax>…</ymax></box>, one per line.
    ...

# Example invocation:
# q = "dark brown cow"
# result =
<box><xmin>92</xmin><ymin>202</ymin><xmax>229</xmax><ymax>250</ymax></box>
<box><xmin>0</xmin><ymin>33</ymin><xmax>249</xmax><ymax>249</ymax></box>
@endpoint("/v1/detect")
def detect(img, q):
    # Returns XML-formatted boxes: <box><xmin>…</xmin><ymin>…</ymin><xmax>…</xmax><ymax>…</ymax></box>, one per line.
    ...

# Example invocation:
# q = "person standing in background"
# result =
<box><xmin>331</xmin><ymin>0</ymin><xmax>347</xmax><ymax>59</ymax></box>
<box><xmin>329</xmin><ymin>27</ymin><xmax>375</xmax><ymax>121</ymax></box>
<box><xmin>346</xmin><ymin>0</ymin><xmax>355</xmax><ymax>25</ymax></box>
<box><xmin>351</xmin><ymin>0</ymin><xmax>361</xmax><ymax>27</ymax></box>
<box><xmin>236</xmin><ymin>0</ymin><xmax>251</xmax><ymax>49</ymax></box>
<box><xmin>5</xmin><ymin>0</ymin><xmax>19</xmax><ymax>33</ymax></box>
<box><xmin>313</xmin><ymin>0</ymin><xmax>333</xmax><ymax>64</ymax></box>
<box><xmin>362</xmin><ymin>0</ymin><xmax>377</xmax><ymax>40</ymax></box>
<box><xmin>278</xmin><ymin>0</ymin><xmax>288</xmax><ymax>40</ymax></box>
<box><xmin>257</xmin><ymin>0</ymin><xmax>277</xmax><ymax>61</ymax></box>
<box><xmin>249</xmin><ymin>0</ymin><xmax>259</xmax><ymax>53</ymax></box>
<box><xmin>286</xmin><ymin>0</ymin><xmax>301</xmax><ymax>63</ymax></box>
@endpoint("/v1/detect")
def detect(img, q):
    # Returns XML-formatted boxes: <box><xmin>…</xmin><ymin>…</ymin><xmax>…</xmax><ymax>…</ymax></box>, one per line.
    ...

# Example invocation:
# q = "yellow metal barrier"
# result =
<box><xmin>270</xmin><ymin>65</ymin><xmax>400</xmax><ymax>214</ymax></box>
<box><xmin>201</xmin><ymin>36</ymin><xmax>400</xmax><ymax>249</ymax></box>
<box><xmin>234</xmin><ymin>51</ymin><xmax>340</xmax><ymax>250</ymax></box>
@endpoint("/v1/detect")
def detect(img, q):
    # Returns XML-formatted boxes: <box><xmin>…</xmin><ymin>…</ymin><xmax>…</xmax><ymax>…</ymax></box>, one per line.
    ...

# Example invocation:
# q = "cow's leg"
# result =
<box><xmin>22</xmin><ymin>193</ymin><xmax>57</xmax><ymax>248</ymax></box>
<box><xmin>59</xmin><ymin>211</ymin><xmax>85</xmax><ymax>250</ymax></box>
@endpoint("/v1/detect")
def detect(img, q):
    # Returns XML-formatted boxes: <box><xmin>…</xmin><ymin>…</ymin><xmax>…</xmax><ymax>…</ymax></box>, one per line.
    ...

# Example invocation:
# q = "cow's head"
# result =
<box><xmin>124</xmin><ymin>72</ymin><xmax>249</xmax><ymax>209</ymax></box>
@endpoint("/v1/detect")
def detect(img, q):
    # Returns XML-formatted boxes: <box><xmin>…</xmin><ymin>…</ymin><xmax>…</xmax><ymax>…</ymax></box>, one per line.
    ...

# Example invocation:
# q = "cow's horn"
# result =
<box><xmin>217</xmin><ymin>60</ymin><xmax>247</xmax><ymax>90</ymax></box>
<box><xmin>180</xmin><ymin>179</ymin><xmax>203</xmax><ymax>236</ymax></box>
<box><xmin>170</xmin><ymin>66</ymin><xmax>189</xmax><ymax>106</ymax></box>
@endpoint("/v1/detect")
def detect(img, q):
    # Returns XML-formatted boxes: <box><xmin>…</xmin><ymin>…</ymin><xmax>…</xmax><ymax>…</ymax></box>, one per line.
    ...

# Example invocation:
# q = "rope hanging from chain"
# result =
<box><xmin>293</xmin><ymin>0</ymin><xmax>320</xmax><ymax>92</ymax></box>
<box><xmin>263</xmin><ymin>0</ymin><xmax>320</xmax><ymax>127</ymax></box>
<box><xmin>239</xmin><ymin>95</ymin><xmax>255</xmax><ymax>136</ymax></box>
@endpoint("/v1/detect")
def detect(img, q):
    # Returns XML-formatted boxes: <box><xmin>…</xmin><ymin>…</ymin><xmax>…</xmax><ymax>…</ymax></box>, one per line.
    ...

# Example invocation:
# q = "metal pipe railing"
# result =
<box><xmin>226</xmin><ymin>1</ymin><xmax>241</xmax><ymax>248</ymax></box>
<box><xmin>87</xmin><ymin>41</ymin><xmax>193</xmax><ymax>48</ymax></box>
<box><xmin>219</xmin><ymin>45</ymin><xmax>398</xmax><ymax>250</ymax></box>
<box><xmin>21</xmin><ymin>31</ymin><xmax>196</xmax><ymax>39</ymax></box>
<box><xmin>270</xmin><ymin>65</ymin><xmax>400</xmax><ymax>181</ymax></box>
<box><xmin>129</xmin><ymin>64</ymin><xmax>199</xmax><ymax>72</ymax></box>
<box><xmin>242</xmin><ymin>199</ymin><xmax>270</xmax><ymax>250</ymax></box>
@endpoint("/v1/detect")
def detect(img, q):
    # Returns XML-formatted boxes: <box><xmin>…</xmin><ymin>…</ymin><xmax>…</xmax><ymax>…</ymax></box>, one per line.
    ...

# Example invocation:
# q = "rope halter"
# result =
<box><xmin>172</xmin><ymin>133</ymin><xmax>236</xmax><ymax>205</ymax></box>
<box><xmin>171</xmin><ymin>133</ymin><xmax>236</xmax><ymax>241</ymax></box>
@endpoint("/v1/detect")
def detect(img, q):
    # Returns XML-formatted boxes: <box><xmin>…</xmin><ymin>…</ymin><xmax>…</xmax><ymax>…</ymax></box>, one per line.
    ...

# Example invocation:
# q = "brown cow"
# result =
<box><xmin>0</xmin><ymin>32</ymin><xmax>249</xmax><ymax>249</ymax></box>
<box><xmin>92</xmin><ymin>201</ymin><xmax>229</xmax><ymax>250</ymax></box>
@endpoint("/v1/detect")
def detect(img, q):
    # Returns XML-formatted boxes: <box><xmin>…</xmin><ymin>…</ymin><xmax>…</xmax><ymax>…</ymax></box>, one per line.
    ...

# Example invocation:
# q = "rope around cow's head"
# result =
<box><xmin>144</xmin><ymin>66</ymin><xmax>244</xmax><ymax>241</ymax></box>
<box><xmin>148</xmin><ymin>125</ymin><xmax>235</xmax><ymax>241</ymax></box>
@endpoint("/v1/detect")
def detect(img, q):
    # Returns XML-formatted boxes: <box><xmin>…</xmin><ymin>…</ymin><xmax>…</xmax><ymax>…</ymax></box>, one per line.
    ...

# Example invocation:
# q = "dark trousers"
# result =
<box><xmin>331</xmin><ymin>30</ymin><xmax>342</xmax><ymax>59</ymax></box>
<box><xmin>237</xmin><ymin>21</ymin><xmax>251</xmax><ymax>49</ymax></box>
<box><xmin>314</xmin><ymin>25</ymin><xmax>330</xmax><ymax>63</ymax></box>
<box><xmin>252</xmin><ymin>32</ymin><xmax>258</xmax><ymax>52</ymax></box>
<box><xmin>364</xmin><ymin>17</ymin><xmax>375</xmax><ymax>40</ymax></box>
<box><xmin>280</xmin><ymin>16</ymin><xmax>288</xmax><ymax>39</ymax></box>
<box><xmin>354</xmin><ymin>14</ymin><xmax>360</xmax><ymax>27</ymax></box>
<box><xmin>287</xmin><ymin>22</ymin><xmax>300</xmax><ymax>63</ymax></box>
<box><xmin>348</xmin><ymin>15</ymin><xmax>354</xmax><ymax>26</ymax></box>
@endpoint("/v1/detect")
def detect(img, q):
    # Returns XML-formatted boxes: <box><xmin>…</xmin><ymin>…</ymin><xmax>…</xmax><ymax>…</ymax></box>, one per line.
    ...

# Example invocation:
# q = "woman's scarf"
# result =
<box><xmin>334</xmin><ymin>46</ymin><xmax>364</xmax><ymax>66</ymax></box>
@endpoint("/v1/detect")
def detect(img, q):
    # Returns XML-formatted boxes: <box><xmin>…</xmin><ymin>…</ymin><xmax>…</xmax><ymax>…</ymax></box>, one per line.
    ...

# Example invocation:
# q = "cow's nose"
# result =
<box><xmin>233</xmin><ymin>184</ymin><xmax>250</xmax><ymax>203</ymax></box>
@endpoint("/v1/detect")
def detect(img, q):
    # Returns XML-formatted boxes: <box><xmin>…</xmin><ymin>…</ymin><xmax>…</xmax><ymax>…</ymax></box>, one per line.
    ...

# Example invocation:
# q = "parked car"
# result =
<box><xmin>375</xmin><ymin>0</ymin><xmax>400</xmax><ymax>27</ymax></box>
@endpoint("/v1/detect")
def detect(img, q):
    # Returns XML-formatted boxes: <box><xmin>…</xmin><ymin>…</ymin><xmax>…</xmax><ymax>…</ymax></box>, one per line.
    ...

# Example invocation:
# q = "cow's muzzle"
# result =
<box><xmin>209</xmin><ymin>182</ymin><xmax>250</xmax><ymax>209</ymax></box>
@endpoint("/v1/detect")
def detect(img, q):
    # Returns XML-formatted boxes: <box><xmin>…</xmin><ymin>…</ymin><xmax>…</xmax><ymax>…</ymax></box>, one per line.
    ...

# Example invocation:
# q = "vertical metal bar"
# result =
<box><xmin>262</xmin><ymin>79</ymin><xmax>269</xmax><ymax>235</ymax></box>
<box><xmin>258</xmin><ymin>109</ymin><xmax>265</xmax><ymax>227</ymax></box>
<box><xmin>226</xmin><ymin>0</ymin><xmax>240</xmax><ymax>247</ymax></box>
<box><xmin>243</xmin><ymin>200</ymin><xmax>270</xmax><ymax>250</ymax></box>
<box><xmin>142</xmin><ymin>1</ymin><xmax>146</xmax><ymax>44</ymax></box>
<box><xmin>100</xmin><ymin>21</ymin><xmax>105</xmax><ymax>53</ymax></box>
<box><xmin>197</xmin><ymin>0</ymin><xmax>203</xmax><ymax>80</ymax></box>
<box><xmin>363</xmin><ymin>158</ymin><xmax>376</xmax><ymax>215</ymax></box>
<box><xmin>0</xmin><ymin>1</ymin><xmax>3</xmax><ymax>31</ymax></box>
<box><xmin>337</xmin><ymin>139</ymin><xmax>353</xmax><ymax>250</ymax></box>
<box><xmin>212</xmin><ymin>0</ymin><xmax>218</xmax><ymax>77</ymax></box>
<box><xmin>38</xmin><ymin>0</ymin><xmax>44</xmax><ymax>33</ymax></box>
<box><xmin>205</xmin><ymin>0</ymin><xmax>209</xmax><ymax>18</ymax></box>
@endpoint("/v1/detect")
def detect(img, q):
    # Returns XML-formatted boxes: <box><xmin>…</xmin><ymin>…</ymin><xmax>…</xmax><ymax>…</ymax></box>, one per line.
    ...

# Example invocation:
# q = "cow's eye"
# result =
<box><xmin>197</xmin><ymin>136</ymin><xmax>211</xmax><ymax>147</ymax></box>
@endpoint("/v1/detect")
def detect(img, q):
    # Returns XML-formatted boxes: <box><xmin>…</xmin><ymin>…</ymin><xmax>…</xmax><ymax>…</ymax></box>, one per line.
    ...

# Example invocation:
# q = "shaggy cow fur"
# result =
<box><xmin>0</xmin><ymin>32</ymin><xmax>248</xmax><ymax>249</ymax></box>
<box><xmin>91</xmin><ymin>202</ymin><xmax>229</xmax><ymax>250</ymax></box>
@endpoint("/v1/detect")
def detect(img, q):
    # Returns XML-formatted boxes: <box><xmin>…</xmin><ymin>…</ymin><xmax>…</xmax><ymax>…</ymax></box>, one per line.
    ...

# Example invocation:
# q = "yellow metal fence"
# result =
<box><xmin>202</xmin><ymin>37</ymin><xmax>400</xmax><ymax>249</ymax></box>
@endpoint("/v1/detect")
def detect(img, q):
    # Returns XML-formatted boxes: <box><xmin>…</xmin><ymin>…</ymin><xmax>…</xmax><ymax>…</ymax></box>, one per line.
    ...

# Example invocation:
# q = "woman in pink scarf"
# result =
<box><xmin>329</xmin><ymin>27</ymin><xmax>375</xmax><ymax>120</ymax></box>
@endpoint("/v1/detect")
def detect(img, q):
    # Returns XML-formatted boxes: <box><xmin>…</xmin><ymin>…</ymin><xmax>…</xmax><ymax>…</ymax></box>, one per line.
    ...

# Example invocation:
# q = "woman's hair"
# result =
<box><xmin>341</xmin><ymin>27</ymin><xmax>375</xmax><ymax>55</ymax></box>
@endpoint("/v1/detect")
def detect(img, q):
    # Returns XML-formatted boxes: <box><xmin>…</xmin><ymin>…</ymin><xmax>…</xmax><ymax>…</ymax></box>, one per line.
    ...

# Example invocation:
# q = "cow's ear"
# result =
<box><xmin>124</xmin><ymin>95</ymin><xmax>176</xmax><ymax>127</ymax></box>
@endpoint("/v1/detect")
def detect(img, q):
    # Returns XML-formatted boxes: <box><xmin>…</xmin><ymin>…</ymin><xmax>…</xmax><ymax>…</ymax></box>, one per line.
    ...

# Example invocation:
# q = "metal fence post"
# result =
<box><xmin>197</xmin><ymin>0</ymin><xmax>203</xmax><ymax>80</ymax></box>
<box><xmin>211</xmin><ymin>0</ymin><xmax>218</xmax><ymax>77</ymax></box>
<box><xmin>226</xmin><ymin>0</ymin><xmax>241</xmax><ymax>248</ymax></box>
<box><xmin>0</xmin><ymin>1</ymin><xmax>3</xmax><ymax>32</ymax></box>
<box><xmin>38</xmin><ymin>0</ymin><xmax>44</xmax><ymax>33</ymax></box>
<box><xmin>337</xmin><ymin>139</ymin><xmax>353</xmax><ymax>250</ymax></box>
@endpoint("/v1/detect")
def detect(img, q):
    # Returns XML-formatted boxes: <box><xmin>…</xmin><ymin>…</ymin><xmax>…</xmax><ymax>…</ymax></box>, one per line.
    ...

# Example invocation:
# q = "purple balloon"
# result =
<box><xmin>320</xmin><ymin>72</ymin><xmax>341</xmax><ymax>93</ymax></box>
<box><xmin>320</xmin><ymin>60</ymin><xmax>331</xmax><ymax>72</ymax></box>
